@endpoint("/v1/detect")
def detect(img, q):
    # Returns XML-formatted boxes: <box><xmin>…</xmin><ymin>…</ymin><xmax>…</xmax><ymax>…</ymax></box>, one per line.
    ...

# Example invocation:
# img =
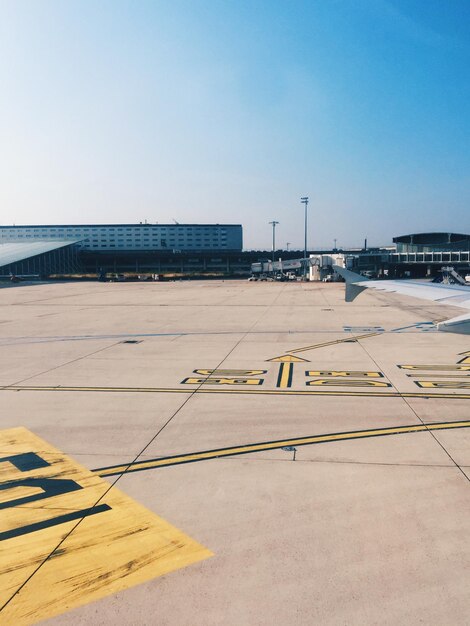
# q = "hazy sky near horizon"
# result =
<box><xmin>0</xmin><ymin>0</ymin><xmax>469</xmax><ymax>250</ymax></box>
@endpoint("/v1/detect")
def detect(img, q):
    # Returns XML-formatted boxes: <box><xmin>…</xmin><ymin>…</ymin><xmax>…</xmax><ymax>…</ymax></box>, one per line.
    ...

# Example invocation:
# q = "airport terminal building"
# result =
<box><xmin>354</xmin><ymin>232</ymin><xmax>470</xmax><ymax>277</ymax></box>
<box><xmin>0</xmin><ymin>223</ymin><xmax>243</xmax><ymax>252</ymax></box>
<box><xmin>1</xmin><ymin>225</ymin><xmax>469</xmax><ymax>279</ymax></box>
<box><xmin>393</xmin><ymin>232</ymin><xmax>470</xmax><ymax>253</ymax></box>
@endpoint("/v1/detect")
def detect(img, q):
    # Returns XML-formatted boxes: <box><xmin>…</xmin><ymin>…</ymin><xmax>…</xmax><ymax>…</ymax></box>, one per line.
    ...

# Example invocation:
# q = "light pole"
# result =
<box><xmin>301</xmin><ymin>197</ymin><xmax>309</xmax><ymax>279</ymax></box>
<box><xmin>269</xmin><ymin>221</ymin><xmax>279</xmax><ymax>266</ymax></box>
<box><xmin>334</xmin><ymin>238</ymin><xmax>337</xmax><ymax>251</ymax></box>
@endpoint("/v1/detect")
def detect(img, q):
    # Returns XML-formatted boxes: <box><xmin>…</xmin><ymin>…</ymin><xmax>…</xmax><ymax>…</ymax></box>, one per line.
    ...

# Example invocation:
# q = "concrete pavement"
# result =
<box><xmin>0</xmin><ymin>279</ymin><xmax>468</xmax><ymax>624</ymax></box>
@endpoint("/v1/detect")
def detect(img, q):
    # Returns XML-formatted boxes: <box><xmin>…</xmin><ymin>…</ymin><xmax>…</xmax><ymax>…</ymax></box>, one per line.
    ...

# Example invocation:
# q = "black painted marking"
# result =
<box><xmin>457</xmin><ymin>352</ymin><xmax>470</xmax><ymax>364</ymax></box>
<box><xmin>0</xmin><ymin>452</ymin><xmax>50</xmax><ymax>472</ymax></box>
<box><xmin>0</xmin><ymin>504</ymin><xmax>111</xmax><ymax>541</ymax></box>
<box><xmin>0</xmin><ymin>477</ymin><xmax>83</xmax><ymax>510</ymax></box>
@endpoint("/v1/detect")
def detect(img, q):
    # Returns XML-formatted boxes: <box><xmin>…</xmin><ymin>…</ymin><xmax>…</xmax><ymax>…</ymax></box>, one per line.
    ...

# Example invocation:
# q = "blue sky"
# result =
<box><xmin>0</xmin><ymin>0</ymin><xmax>469</xmax><ymax>249</ymax></box>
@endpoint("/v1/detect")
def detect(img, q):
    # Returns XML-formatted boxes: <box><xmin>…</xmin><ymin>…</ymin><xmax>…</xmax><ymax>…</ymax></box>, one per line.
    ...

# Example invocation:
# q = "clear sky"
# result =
<box><xmin>0</xmin><ymin>0</ymin><xmax>469</xmax><ymax>250</ymax></box>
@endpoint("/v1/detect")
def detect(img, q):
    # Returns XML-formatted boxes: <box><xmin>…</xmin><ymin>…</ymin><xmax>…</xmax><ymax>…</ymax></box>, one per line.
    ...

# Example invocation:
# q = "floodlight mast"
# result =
<box><xmin>269</xmin><ymin>221</ymin><xmax>279</xmax><ymax>265</ymax></box>
<box><xmin>301</xmin><ymin>197</ymin><xmax>309</xmax><ymax>279</ymax></box>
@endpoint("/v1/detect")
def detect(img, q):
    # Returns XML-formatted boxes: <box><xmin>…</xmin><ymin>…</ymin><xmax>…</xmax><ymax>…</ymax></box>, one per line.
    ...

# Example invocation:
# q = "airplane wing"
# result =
<box><xmin>333</xmin><ymin>265</ymin><xmax>470</xmax><ymax>334</ymax></box>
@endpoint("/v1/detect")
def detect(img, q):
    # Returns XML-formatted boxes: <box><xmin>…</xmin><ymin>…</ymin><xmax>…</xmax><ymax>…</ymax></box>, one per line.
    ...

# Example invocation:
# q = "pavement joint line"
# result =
<box><xmin>0</xmin><ymin>328</ymin><xmax>436</xmax><ymax>346</ymax></box>
<box><xmin>0</xmin><ymin>311</ymin><xmax>278</xmax><ymax>615</ymax></box>
<box><xmin>2</xmin><ymin>384</ymin><xmax>470</xmax><ymax>399</ymax></box>
<box><xmin>353</xmin><ymin>332</ymin><xmax>470</xmax><ymax>485</ymax></box>
<box><xmin>94</xmin><ymin>420</ymin><xmax>470</xmax><ymax>477</ymax></box>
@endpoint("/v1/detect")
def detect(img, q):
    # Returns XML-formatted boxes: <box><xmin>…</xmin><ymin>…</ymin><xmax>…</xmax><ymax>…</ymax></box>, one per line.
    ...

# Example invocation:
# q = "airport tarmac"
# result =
<box><xmin>0</xmin><ymin>279</ymin><xmax>469</xmax><ymax>625</ymax></box>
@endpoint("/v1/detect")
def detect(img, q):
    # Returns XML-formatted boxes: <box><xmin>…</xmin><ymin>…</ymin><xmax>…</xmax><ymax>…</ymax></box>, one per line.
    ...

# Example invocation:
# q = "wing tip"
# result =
<box><xmin>437</xmin><ymin>314</ymin><xmax>470</xmax><ymax>334</ymax></box>
<box><xmin>333</xmin><ymin>265</ymin><xmax>369</xmax><ymax>302</ymax></box>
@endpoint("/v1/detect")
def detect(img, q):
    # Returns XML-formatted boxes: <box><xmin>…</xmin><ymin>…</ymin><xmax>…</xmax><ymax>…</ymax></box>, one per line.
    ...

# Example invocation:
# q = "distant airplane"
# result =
<box><xmin>0</xmin><ymin>274</ymin><xmax>41</xmax><ymax>283</ymax></box>
<box><xmin>334</xmin><ymin>266</ymin><xmax>470</xmax><ymax>334</ymax></box>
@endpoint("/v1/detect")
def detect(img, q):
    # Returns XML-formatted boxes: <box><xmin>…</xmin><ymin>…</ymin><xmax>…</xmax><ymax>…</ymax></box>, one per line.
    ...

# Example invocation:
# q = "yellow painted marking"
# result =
<box><xmin>96</xmin><ymin>420</ymin><xmax>470</xmax><ymax>477</ymax></box>
<box><xmin>307</xmin><ymin>370</ymin><xmax>383</xmax><ymax>378</ymax></box>
<box><xmin>287</xmin><ymin>332</ymin><xmax>382</xmax><ymax>355</ymax></box>
<box><xmin>399</xmin><ymin>364</ymin><xmax>470</xmax><ymax>371</ymax></box>
<box><xmin>267</xmin><ymin>355</ymin><xmax>309</xmax><ymax>363</ymax></box>
<box><xmin>182</xmin><ymin>377</ymin><xmax>263</xmax><ymax>385</ymax></box>
<box><xmin>276</xmin><ymin>362</ymin><xmax>293</xmax><ymax>388</ymax></box>
<box><xmin>416</xmin><ymin>381</ymin><xmax>470</xmax><ymax>389</ymax></box>
<box><xmin>194</xmin><ymin>369</ymin><xmax>266</xmax><ymax>376</ymax></box>
<box><xmin>306</xmin><ymin>379</ymin><xmax>391</xmax><ymax>388</ymax></box>
<box><xmin>3</xmin><ymin>385</ymin><xmax>470</xmax><ymax>399</ymax></box>
<box><xmin>0</xmin><ymin>428</ymin><xmax>211</xmax><ymax>624</ymax></box>
<box><xmin>457</xmin><ymin>351</ymin><xmax>470</xmax><ymax>365</ymax></box>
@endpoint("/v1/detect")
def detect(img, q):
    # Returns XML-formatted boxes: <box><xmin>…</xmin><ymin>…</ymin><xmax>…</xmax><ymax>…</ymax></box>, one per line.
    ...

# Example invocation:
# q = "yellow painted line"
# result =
<box><xmin>181</xmin><ymin>377</ymin><xmax>264</xmax><ymax>385</ymax></box>
<box><xmin>406</xmin><ymin>374</ymin><xmax>470</xmax><ymax>378</ymax></box>
<box><xmin>2</xmin><ymin>385</ymin><xmax>470</xmax><ymax>399</ymax></box>
<box><xmin>0</xmin><ymin>385</ymin><xmax>191</xmax><ymax>394</ymax></box>
<box><xmin>194</xmin><ymin>369</ymin><xmax>266</xmax><ymax>376</ymax></box>
<box><xmin>399</xmin><ymin>364</ymin><xmax>470</xmax><ymax>371</ymax></box>
<box><xmin>288</xmin><ymin>332</ymin><xmax>382</xmax><ymax>354</ymax></box>
<box><xmin>0</xmin><ymin>428</ymin><xmax>211</xmax><ymax>624</ymax></box>
<box><xmin>95</xmin><ymin>420</ymin><xmax>470</xmax><ymax>477</ymax></box>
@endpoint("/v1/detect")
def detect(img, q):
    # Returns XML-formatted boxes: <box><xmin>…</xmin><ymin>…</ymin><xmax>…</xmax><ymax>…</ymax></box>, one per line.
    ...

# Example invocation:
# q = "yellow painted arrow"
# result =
<box><xmin>267</xmin><ymin>354</ymin><xmax>310</xmax><ymax>363</ymax></box>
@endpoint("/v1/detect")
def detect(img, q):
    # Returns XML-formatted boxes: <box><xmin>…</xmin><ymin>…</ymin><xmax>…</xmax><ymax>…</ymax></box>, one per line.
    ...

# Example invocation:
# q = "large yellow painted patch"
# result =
<box><xmin>0</xmin><ymin>427</ymin><xmax>212</xmax><ymax>625</ymax></box>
